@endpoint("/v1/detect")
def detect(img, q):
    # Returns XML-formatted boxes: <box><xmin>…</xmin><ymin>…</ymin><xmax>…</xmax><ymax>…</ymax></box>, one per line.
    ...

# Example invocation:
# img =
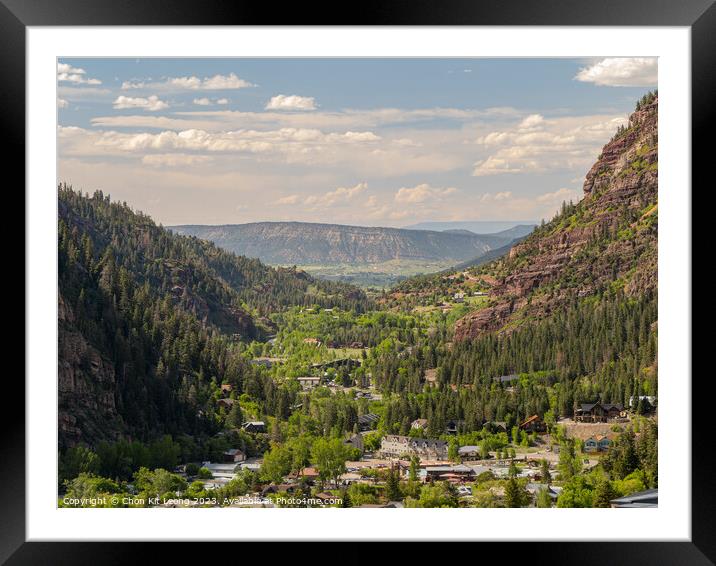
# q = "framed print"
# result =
<box><xmin>7</xmin><ymin>0</ymin><xmax>711</xmax><ymax>561</ymax></box>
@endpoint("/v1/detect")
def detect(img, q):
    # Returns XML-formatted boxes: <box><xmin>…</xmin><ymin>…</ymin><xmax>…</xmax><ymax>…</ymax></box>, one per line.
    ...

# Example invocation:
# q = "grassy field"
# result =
<box><xmin>407</xmin><ymin>294</ymin><xmax>490</xmax><ymax>315</ymax></box>
<box><xmin>326</xmin><ymin>347</ymin><xmax>366</xmax><ymax>359</ymax></box>
<box><xmin>293</xmin><ymin>259</ymin><xmax>458</xmax><ymax>288</ymax></box>
<box><xmin>463</xmin><ymin>295</ymin><xmax>491</xmax><ymax>307</ymax></box>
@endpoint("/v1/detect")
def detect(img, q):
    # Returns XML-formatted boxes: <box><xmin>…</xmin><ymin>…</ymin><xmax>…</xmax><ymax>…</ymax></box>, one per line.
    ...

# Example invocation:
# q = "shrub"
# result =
<box><xmin>197</xmin><ymin>467</ymin><xmax>213</xmax><ymax>479</ymax></box>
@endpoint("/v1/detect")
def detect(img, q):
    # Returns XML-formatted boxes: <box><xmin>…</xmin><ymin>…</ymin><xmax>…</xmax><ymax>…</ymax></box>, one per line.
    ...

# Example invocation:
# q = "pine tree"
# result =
<box><xmin>409</xmin><ymin>456</ymin><xmax>420</xmax><ymax>482</ymax></box>
<box><xmin>225</xmin><ymin>402</ymin><xmax>244</xmax><ymax>430</ymax></box>
<box><xmin>504</xmin><ymin>477</ymin><xmax>527</xmax><ymax>508</ymax></box>
<box><xmin>535</xmin><ymin>488</ymin><xmax>552</xmax><ymax>508</ymax></box>
<box><xmin>537</xmin><ymin>459</ymin><xmax>550</xmax><ymax>484</ymax></box>
<box><xmin>593</xmin><ymin>478</ymin><xmax>616</xmax><ymax>508</ymax></box>
<box><xmin>385</xmin><ymin>465</ymin><xmax>402</xmax><ymax>501</ymax></box>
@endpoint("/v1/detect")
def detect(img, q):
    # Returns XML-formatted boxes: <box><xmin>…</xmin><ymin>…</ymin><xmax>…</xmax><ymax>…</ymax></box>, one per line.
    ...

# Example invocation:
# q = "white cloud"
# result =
<box><xmin>518</xmin><ymin>114</ymin><xmax>545</xmax><ymax>130</ymax></box>
<box><xmin>392</xmin><ymin>138</ymin><xmax>422</xmax><ymax>147</ymax></box>
<box><xmin>341</xmin><ymin>131</ymin><xmax>381</xmax><ymax>142</ymax></box>
<box><xmin>58</xmin><ymin>126</ymin><xmax>383</xmax><ymax>161</ymax></box>
<box><xmin>57</xmin><ymin>98</ymin><xmax>69</xmax><ymax>109</ymax></box>
<box><xmin>575</xmin><ymin>57</ymin><xmax>657</xmax><ymax>87</ymax></box>
<box><xmin>365</xmin><ymin>206</ymin><xmax>413</xmax><ymax>222</ymax></box>
<box><xmin>141</xmin><ymin>154</ymin><xmax>213</xmax><ymax>167</ymax></box>
<box><xmin>472</xmin><ymin>113</ymin><xmax>629</xmax><ymax>176</ymax></box>
<box><xmin>62</xmin><ymin>116</ymin><xmax>467</xmax><ymax>179</ymax></box>
<box><xmin>58</xmin><ymin>63</ymin><xmax>82</xmax><ymax>74</ymax></box>
<box><xmin>122</xmin><ymin>73</ymin><xmax>255</xmax><ymax>91</ymax></box>
<box><xmin>113</xmin><ymin>95</ymin><xmax>169</xmax><ymax>112</ymax></box>
<box><xmin>394</xmin><ymin>184</ymin><xmax>458</xmax><ymax>204</ymax></box>
<box><xmin>121</xmin><ymin>80</ymin><xmax>146</xmax><ymax>90</ymax></box>
<box><xmin>194</xmin><ymin>97</ymin><xmax>231</xmax><ymax>106</ymax></box>
<box><xmin>91</xmin><ymin>115</ymin><xmax>219</xmax><ymax>130</ymax></box>
<box><xmin>472</xmin><ymin>156</ymin><xmax>526</xmax><ymax>176</ymax></box>
<box><xmin>265</xmin><ymin>95</ymin><xmax>318</xmax><ymax>111</ymax></box>
<box><xmin>57</xmin><ymin>62</ymin><xmax>102</xmax><ymax>85</ymax></box>
<box><xmin>536</xmin><ymin>187</ymin><xmax>580</xmax><ymax>203</ymax></box>
<box><xmin>327</xmin><ymin>181</ymin><xmax>367</xmax><ymax>201</ymax></box>
<box><xmin>274</xmin><ymin>183</ymin><xmax>382</xmax><ymax>212</ymax></box>
<box><xmin>58</xmin><ymin>86</ymin><xmax>112</xmax><ymax>102</ymax></box>
<box><xmin>304</xmin><ymin>182</ymin><xmax>368</xmax><ymax>207</ymax></box>
<box><xmin>275</xmin><ymin>194</ymin><xmax>301</xmax><ymax>205</ymax></box>
<box><xmin>479</xmin><ymin>191</ymin><xmax>513</xmax><ymax>202</ymax></box>
<box><xmin>61</xmin><ymin>81</ymin><xmax>634</xmax><ymax>224</ymax></box>
<box><xmin>91</xmin><ymin>106</ymin><xmax>519</xmax><ymax>132</ymax></box>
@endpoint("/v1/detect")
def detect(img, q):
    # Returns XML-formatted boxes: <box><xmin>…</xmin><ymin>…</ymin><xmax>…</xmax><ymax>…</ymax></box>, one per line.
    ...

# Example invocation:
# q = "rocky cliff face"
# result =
<box><xmin>454</xmin><ymin>95</ymin><xmax>658</xmax><ymax>341</ymax></box>
<box><xmin>171</xmin><ymin>222</ymin><xmax>525</xmax><ymax>265</ymax></box>
<box><xmin>161</xmin><ymin>258</ymin><xmax>256</xmax><ymax>337</ymax></box>
<box><xmin>58</xmin><ymin>293</ymin><xmax>125</xmax><ymax>448</ymax></box>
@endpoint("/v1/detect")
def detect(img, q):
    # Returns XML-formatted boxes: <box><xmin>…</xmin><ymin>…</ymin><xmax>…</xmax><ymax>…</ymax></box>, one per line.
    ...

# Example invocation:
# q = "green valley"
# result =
<box><xmin>58</xmin><ymin>92</ymin><xmax>659</xmax><ymax>510</ymax></box>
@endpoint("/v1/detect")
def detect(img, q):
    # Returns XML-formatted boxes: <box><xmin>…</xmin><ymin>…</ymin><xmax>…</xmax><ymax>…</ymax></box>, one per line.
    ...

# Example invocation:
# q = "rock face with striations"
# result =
<box><xmin>58</xmin><ymin>293</ymin><xmax>125</xmax><ymax>449</ymax></box>
<box><xmin>454</xmin><ymin>95</ymin><xmax>658</xmax><ymax>341</ymax></box>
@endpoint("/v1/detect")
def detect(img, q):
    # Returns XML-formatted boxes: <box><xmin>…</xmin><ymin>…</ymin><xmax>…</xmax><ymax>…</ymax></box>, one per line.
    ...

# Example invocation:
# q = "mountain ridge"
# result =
<box><xmin>404</xmin><ymin>220</ymin><xmax>537</xmax><ymax>234</ymax></box>
<box><xmin>454</xmin><ymin>92</ymin><xmax>658</xmax><ymax>341</ymax></box>
<box><xmin>170</xmin><ymin>221</ymin><xmax>534</xmax><ymax>266</ymax></box>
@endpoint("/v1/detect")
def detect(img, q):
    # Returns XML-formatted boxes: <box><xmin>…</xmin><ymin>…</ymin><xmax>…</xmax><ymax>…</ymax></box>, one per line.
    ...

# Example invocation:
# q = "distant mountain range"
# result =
<box><xmin>170</xmin><ymin>222</ymin><xmax>536</xmax><ymax>266</ymax></box>
<box><xmin>450</xmin><ymin>235</ymin><xmax>531</xmax><ymax>271</ymax></box>
<box><xmin>404</xmin><ymin>220</ymin><xmax>537</xmax><ymax>234</ymax></box>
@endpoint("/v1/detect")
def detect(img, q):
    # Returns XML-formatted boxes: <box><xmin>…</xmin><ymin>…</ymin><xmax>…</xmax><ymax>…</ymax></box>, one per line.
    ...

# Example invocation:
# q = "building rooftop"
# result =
<box><xmin>493</xmin><ymin>374</ymin><xmax>519</xmax><ymax>383</ymax></box>
<box><xmin>610</xmin><ymin>488</ymin><xmax>658</xmax><ymax>508</ymax></box>
<box><xmin>358</xmin><ymin>413</ymin><xmax>380</xmax><ymax>424</ymax></box>
<box><xmin>520</xmin><ymin>415</ymin><xmax>541</xmax><ymax>426</ymax></box>
<box><xmin>458</xmin><ymin>445</ymin><xmax>481</xmax><ymax>454</ymax></box>
<box><xmin>578</xmin><ymin>402</ymin><xmax>624</xmax><ymax>412</ymax></box>
<box><xmin>201</xmin><ymin>462</ymin><xmax>240</xmax><ymax>477</ymax></box>
<box><xmin>426</xmin><ymin>464</ymin><xmax>475</xmax><ymax>473</ymax></box>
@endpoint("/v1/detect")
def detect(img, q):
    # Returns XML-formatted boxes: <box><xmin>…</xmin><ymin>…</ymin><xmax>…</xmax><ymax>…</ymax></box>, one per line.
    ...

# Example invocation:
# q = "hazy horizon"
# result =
<box><xmin>165</xmin><ymin>218</ymin><xmax>537</xmax><ymax>231</ymax></box>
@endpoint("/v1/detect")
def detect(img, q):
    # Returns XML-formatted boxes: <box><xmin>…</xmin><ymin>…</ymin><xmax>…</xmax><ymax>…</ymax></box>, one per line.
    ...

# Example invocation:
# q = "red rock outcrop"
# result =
<box><xmin>454</xmin><ymin>96</ymin><xmax>658</xmax><ymax>341</ymax></box>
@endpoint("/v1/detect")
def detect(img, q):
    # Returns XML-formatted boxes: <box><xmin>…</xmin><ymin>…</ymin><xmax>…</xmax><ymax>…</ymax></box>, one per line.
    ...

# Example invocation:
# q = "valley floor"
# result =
<box><xmin>285</xmin><ymin>259</ymin><xmax>458</xmax><ymax>289</ymax></box>
<box><xmin>60</xmin><ymin>300</ymin><xmax>658</xmax><ymax>509</ymax></box>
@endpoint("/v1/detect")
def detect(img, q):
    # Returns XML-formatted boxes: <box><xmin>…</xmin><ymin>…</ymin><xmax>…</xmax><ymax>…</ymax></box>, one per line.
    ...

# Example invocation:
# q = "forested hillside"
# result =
<box><xmin>372</xmin><ymin>92</ymin><xmax>658</xmax><ymax>422</ymax></box>
<box><xmin>58</xmin><ymin>186</ymin><xmax>369</xmax><ymax>448</ymax></box>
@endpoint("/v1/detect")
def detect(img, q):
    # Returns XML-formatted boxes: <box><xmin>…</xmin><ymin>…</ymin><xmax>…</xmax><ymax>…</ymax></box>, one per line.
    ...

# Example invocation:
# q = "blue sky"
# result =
<box><xmin>58</xmin><ymin>57</ymin><xmax>657</xmax><ymax>226</ymax></box>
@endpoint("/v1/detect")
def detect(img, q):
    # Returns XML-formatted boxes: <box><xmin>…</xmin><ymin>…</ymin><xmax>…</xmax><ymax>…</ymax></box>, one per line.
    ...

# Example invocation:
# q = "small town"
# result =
<box><xmin>60</xmin><ymin>372</ymin><xmax>655</xmax><ymax>509</ymax></box>
<box><xmin>145</xmin><ymin>395</ymin><xmax>657</xmax><ymax>509</ymax></box>
<box><xmin>195</xmin><ymin>399</ymin><xmax>651</xmax><ymax>508</ymax></box>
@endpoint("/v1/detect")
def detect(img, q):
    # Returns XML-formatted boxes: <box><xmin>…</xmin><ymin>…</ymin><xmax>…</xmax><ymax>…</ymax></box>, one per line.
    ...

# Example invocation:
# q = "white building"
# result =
<box><xmin>380</xmin><ymin>435</ymin><xmax>448</xmax><ymax>460</ymax></box>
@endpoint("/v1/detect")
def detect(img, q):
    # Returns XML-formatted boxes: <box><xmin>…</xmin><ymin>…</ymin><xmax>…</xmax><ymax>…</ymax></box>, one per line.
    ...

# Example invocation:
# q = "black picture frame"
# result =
<box><xmin>6</xmin><ymin>0</ymin><xmax>708</xmax><ymax>561</ymax></box>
